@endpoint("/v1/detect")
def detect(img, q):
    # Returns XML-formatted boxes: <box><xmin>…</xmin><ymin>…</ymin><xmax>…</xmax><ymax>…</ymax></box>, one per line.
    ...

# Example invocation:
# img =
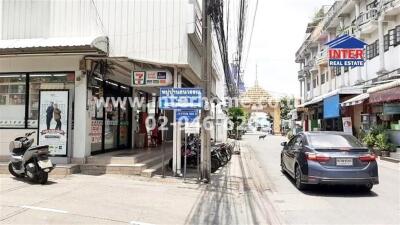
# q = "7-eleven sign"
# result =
<box><xmin>132</xmin><ymin>71</ymin><xmax>146</xmax><ymax>85</ymax></box>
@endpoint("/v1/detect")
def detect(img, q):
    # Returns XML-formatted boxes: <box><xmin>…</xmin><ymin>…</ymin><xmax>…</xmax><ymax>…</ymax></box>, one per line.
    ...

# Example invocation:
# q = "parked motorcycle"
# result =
<box><xmin>8</xmin><ymin>131</ymin><xmax>55</xmax><ymax>184</ymax></box>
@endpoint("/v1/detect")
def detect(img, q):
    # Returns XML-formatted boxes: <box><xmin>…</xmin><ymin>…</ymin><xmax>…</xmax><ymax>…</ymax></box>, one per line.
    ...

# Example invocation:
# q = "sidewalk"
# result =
<box><xmin>0</xmin><ymin>142</ymin><xmax>282</xmax><ymax>225</ymax></box>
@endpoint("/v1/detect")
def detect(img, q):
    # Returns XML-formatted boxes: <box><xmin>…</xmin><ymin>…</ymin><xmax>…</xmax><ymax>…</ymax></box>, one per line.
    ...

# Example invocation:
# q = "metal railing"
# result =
<box><xmin>356</xmin><ymin>8</ymin><xmax>379</xmax><ymax>28</ymax></box>
<box><xmin>336</xmin><ymin>24</ymin><xmax>356</xmax><ymax>37</ymax></box>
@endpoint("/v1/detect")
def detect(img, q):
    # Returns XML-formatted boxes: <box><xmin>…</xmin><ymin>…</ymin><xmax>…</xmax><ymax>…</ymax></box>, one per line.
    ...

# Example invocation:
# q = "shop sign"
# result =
<box><xmin>159</xmin><ymin>88</ymin><xmax>203</xmax><ymax>109</ymax></box>
<box><xmin>342</xmin><ymin>117</ymin><xmax>353</xmax><ymax>134</ymax></box>
<box><xmin>90</xmin><ymin>120</ymin><xmax>102</xmax><ymax>144</ymax></box>
<box><xmin>176</xmin><ymin>110</ymin><xmax>199</xmax><ymax>123</ymax></box>
<box><xmin>132</xmin><ymin>71</ymin><xmax>146</xmax><ymax>85</ymax></box>
<box><xmin>38</xmin><ymin>90</ymin><xmax>69</xmax><ymax>156</ymax></box>
<box><xmin>131</xmin><ymin>70</ymin><xmax>172</xmax><ymax>87</ymax></box>
<box><xmin>325</xmin><ymin>35</ymin><xmax>367</xmax><ymax>67</ymax></box>
<box><xmin>383</xmin><ymin>104</ymin><xmax>400</xmax><ymax>115</ymax></box>
<box><xmin>185</xmin><ymin>123</ymin><xmax>200</xmax><ymax>134</ymax></box>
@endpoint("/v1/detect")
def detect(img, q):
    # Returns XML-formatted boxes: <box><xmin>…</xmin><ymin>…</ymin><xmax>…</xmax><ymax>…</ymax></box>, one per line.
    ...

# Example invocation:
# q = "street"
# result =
<box><xmin>1</xmin><ymin>133</ymin><xmax>399</xmax><ymax>225</ymax></box>
<box><xmin>243</xmin><ymin>132</ymin><xmax>400</xmax><ymax>225</ymax></box>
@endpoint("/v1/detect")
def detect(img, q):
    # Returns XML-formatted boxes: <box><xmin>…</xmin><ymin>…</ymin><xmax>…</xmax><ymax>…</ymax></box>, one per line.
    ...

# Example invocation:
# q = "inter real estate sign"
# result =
<box><xmin>326</xmin><ymin>35</ymin><xmax>367</xmax><ymax>67</ymax></box>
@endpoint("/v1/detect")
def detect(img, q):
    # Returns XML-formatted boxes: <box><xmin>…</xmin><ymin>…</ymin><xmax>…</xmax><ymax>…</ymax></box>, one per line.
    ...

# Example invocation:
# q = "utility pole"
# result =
<box><xmin>201</xmin><ymin>0</ymin><xmax>211</xmax><ymax>182</ymax></box>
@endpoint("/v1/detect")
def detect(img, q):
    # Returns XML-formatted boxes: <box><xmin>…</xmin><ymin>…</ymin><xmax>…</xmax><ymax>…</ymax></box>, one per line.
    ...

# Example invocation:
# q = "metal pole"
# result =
<box><xmin>200</xmin><ymin>0</ymin><xmax>211</xmax><ymax>182</ymax></box>
<box><xmin>197</xmin><ymin>132</ymin><xmax>200</xmax><ymax>183</ymax></box>
<box><xmin>184</xmin><ymin>130</ymin><xmax>187</xmax><ymax>181</ymax></box>
<box><xmin>162</xmin><ymin>110</ymin><xmax>165</xmax><ymax>178</ymax></box>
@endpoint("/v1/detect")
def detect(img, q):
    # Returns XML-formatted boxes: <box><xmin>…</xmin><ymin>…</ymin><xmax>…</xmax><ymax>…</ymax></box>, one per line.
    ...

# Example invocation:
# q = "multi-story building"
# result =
<box><xmin>0</xmin><ymin>0</ymin><xmax>227</xmax><ymax>175</ymax></box>
<box><xmin>295</xmin><ymin>0</ymin><xmax>400</xmax><ymax>138</ymax></box>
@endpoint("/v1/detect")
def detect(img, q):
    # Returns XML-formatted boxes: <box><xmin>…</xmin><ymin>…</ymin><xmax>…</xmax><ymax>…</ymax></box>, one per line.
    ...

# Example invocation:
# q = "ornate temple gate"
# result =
<box><xmin>239</xmin><ymin>84</ymin><xmax>281</xmax><ymax>134</ymax></box>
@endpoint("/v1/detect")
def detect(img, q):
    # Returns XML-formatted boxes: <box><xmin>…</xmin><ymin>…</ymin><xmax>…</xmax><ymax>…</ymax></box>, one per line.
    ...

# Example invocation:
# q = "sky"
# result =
<box><xmin>242</xmin><ymin>0</ymin><xmax>334</xmax><ymax>97</ymax></box>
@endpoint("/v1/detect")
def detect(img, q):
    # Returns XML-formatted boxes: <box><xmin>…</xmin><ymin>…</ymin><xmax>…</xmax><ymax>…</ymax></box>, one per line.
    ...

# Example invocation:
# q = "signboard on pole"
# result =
<box><xmin>131</xmin><ymin>70</ymin><xmax>173</xmax><ymax>86</ymax></box>
<box><xmin>38</xmin><ymin>90</ymin><xmax>69</xmax><ymax>156</ymax></box>
<box><xmin>185</xmin><ymin>123</ymin><xmax>200</xmax><ymax>134</ymax></box>
<box><xmin>176</xmin><ymin>110</ymin><xmax>199</xmax><ymax>123</ymax></box>
<box><xmin>159</xmin><ymin>88</ymin><xmax>203</xmax><ymax>109</ymax></box>
<box><xmin>342</xmin><ymin>117</ymin><xmax>353</xmax><ymax>134</ymax></box>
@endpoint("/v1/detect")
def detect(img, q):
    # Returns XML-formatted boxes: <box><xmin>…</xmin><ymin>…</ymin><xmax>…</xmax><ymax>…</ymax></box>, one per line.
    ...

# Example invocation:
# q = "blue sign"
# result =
<box><xmin>325</xmin><ymin>35</ymin><xmax>367</xmax><ymax>67</ymax></box>
<box><xmin>323</xmin><ymin>95</ymin><xmax>340</xmax><ymax>119</ymax></box>
<box><xmin>176</xmin><ymin>110</ymin><xmax>199</xmax><ymax>123</ymax></box>
<box><xmin>159</xmin><ymin>88</ymin><xmax>203</xmax><ymax>109</ymax></box>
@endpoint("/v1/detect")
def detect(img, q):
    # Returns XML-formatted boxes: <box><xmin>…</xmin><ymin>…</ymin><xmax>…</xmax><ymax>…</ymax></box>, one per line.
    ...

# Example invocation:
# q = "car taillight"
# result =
<box><xmin>359</xmin><ymin>154</ymin><xmax>376</xmax><ymax>162</ymax></box>
<box><xmin>306</xmin><ymin>153</ymin><xmax>330</xmax><ymax>162</ymax></box>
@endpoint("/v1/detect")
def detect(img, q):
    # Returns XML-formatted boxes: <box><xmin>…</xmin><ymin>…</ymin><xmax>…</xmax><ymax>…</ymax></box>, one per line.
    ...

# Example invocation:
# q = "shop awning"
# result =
<box><xmin>368</xmin><ymin>79</ymin><xmax>400</xmax><ymax>104</ymax></box>
<box><xmin>340</xmin><ymin>93</ymin><xmax>369</xmax><ymax>107</ymax></box>
<box><xmin>298</xmin><ymin>86</ymin><xmax>363</xmax><ymax>108</ymax></box>
<box><xmin>0</xmin><ymin>36</ymin><xmax>108</xmax><ymax>55</ymax></box>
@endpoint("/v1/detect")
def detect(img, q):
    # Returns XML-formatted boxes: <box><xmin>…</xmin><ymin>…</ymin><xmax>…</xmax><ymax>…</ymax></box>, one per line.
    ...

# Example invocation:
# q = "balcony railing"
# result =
<box><xmin>356</xmin><ymin>8</ymin><xmax>378</xmax><ymax>28</ymax></box>
<box><xmin>298</xmin><ymin>70</ymin><xmax>305</xmax><ymax>80</ymax></box>
<box><xmin>336</xmin><ymin>25</ymin><xmax>356</xmax><ymax>37</ymax></box>
<box><xmin>316</xmin><ymin>48</ymin><xmax>328</xmax><ymax>65</ymax></box>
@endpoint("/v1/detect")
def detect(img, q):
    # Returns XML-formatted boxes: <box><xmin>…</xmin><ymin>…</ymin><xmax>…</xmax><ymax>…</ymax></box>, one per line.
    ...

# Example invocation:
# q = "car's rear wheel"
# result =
<box><xmin>295</xmin><ymin>165</ymin><xmax>306</xmax><ymax>190</ymax></box>
<box><xmin>360</xmin><ymin>183</ymin><xmax>373</xmax><ymax>192</ymax></box>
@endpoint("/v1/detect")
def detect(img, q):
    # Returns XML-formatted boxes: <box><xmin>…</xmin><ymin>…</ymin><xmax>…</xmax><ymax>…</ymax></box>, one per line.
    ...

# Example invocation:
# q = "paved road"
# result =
<box><xmin>243</xmin><ymin>132</ymin><xmax>400</xmax><ymax>225</ymax></box>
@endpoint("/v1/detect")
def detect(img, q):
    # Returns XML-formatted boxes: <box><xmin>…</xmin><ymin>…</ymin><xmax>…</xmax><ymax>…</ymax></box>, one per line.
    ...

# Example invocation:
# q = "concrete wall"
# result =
<box><xmin>0</xmin><ymin>0</ymin><xmax>200</xmax><ymax>73</ymax></box>
<box><xmin>0</xmin><ymin>55</ymin><xmax>88</xmax><ymax>164</ymax></box>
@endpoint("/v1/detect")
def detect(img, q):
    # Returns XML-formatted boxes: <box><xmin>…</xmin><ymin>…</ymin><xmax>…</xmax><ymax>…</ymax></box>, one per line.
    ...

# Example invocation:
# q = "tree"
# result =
<box><xmin>280</xmin><ymin>96</ymin><xmax>295</xmax><ymax>120</ymax></box>
<box><xmin>228</xmin><ymin>107</ymin><xmax>246</xmax><ymax>139</ymax></box>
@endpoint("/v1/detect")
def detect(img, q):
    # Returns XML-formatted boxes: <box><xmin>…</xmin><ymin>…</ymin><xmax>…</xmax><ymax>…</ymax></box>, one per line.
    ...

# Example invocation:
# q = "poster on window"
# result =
<box><xmin>38</xmin><ymin>90</ymin><xmax>69</xmax><ymax>156</ymax></box>
<box><xmin>342</xmin><ymin>117</ymin><xmax>353</xmax><ymax>134</ymax></box>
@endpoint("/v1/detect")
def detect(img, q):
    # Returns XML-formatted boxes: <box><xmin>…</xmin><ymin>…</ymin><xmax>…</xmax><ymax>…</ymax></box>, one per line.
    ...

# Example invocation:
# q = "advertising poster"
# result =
<box><xmin>38</xmin><ymin>90</ymin><xmax>69</xmax><ymax>156</ymax></box>
<box><xmin>342</xmin><ymin>117</ymin><xmax>353</xmax><ymax>134</ymax></box>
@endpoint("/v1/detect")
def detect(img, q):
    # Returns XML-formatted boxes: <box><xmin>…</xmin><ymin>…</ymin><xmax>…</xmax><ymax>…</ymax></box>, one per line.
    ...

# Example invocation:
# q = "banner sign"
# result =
<box><xmin>38</xmin><ymin>90</ymin><xmax>69</xmax><ymax>156</ymax></box>
<box><xmin>131</xmin><ymin>70</ymin><xmax>172</xmax><ymax>86</ymax></box>
<box><xmin>325</xmin><ymin>35</ymin><xmax>367</xmax><ymax>67</ymax></box>
<box><xmin>159</xmin><ymin>88</ymin><xmax>203</xmax><ymax>109</ymax></box>
<box><xmin>176</xmin><ymin>110</ymin><xmax>199</xmax><ymax>123</ymax></box>
<box><xmin>342</xmin><ymin>117</ymin><xmax>353</xmax><ymax>134</ymax></box>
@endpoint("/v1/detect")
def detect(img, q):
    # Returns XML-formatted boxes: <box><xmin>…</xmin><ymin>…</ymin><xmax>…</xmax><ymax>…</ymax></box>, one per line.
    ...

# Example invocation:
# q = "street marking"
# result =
<box><xmin>129</xmin><ymin>221</ymin><xmax>154</xmax><ymax>225</ymax></box>
<box><xmin>21</xmin><ymin>205</ymin><xmax>68</xmax><ymax>214</ymax></box>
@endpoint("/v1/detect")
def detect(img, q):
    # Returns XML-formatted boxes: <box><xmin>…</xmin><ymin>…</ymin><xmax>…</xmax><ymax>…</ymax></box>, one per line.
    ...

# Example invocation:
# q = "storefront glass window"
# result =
<box><xmin>28</xmin><ymin>73</ymin><xmax>75</xmax><ymax>128</ymax></box>
<box><xmin>0</xmin><ymin>74</ymin><xmax>26</xmax><ymax>128</ymax></box>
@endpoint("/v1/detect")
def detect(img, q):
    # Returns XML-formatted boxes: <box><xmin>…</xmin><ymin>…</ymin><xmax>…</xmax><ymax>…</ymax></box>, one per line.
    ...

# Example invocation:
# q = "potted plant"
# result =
<box><xmin>375</xmin><ymin>133</ymin><xmax>394</xmax><ymax>157</ymax></box>
<box><xmin>362</xmin><ymin>132</ymin><xmax>379</xmax><ymax>155</ymax></box>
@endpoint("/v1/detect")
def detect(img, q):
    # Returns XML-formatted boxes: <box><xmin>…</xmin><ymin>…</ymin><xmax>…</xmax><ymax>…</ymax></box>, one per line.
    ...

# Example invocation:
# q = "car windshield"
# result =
<box><xmin>308</xmin><ymin>134</ymin><xmax>364</xmax><ymax>148</ymax></box>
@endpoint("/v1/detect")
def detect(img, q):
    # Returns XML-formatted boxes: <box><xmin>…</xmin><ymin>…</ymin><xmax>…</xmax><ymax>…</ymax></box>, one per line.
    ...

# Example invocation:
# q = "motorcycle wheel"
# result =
<box><xmin>211</xmin><ymin>158</ymin><xmax>220</xmax><ymax>173</ymax></box>
<box><xmin>8</xmin><ymin>163</ymin><xmax>24</xmax><ymax>178</ymax></box>
<box><xmin>36</xmin><ymin>171</ymin><xmax>48</xmax><ymax>184</ymax></box>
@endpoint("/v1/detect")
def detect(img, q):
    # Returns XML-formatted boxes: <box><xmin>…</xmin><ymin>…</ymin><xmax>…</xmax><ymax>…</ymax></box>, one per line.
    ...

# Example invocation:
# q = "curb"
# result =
<box><xmin>380</xmin><ymin>156</ymin><xmax>400</xmax><ymax>163</ymax></box>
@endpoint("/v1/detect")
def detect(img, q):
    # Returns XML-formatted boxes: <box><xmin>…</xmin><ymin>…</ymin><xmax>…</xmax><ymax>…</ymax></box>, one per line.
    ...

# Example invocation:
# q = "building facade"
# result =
<box><xmin>0</xmin><ymin>0</ymin><xmax>227</xmax><ymax>173</ymax></box>
<box><xmin>295</xmin><ymin>0</ymin><xmax>400</xmax><ymax>140</ymax></box>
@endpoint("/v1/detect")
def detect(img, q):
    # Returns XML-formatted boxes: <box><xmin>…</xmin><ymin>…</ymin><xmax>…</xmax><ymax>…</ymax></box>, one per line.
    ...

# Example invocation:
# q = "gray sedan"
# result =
<box><xmin>280</xmin><ymin>132</ymin><xmax>379</xmax><ymax>191</ymax></box>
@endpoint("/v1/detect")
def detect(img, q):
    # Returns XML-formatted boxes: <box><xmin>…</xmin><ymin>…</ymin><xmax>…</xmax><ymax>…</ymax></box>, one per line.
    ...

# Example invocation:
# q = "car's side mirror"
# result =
<box><xmin>281</xmin><ymin>142</ymin><xmax>287</xmax><ymax>147</ymax></box>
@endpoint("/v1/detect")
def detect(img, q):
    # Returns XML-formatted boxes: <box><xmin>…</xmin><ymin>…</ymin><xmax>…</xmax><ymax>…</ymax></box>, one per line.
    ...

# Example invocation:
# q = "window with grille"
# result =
<box><xmin>384</xmin><ymin>34</ymin><xmax>389</xmax><ymax>52</ymax></box>
<box><xmin>396</xmin><ymin>25</ymin><xmax>400</xmax><ymax>46</ymax></box>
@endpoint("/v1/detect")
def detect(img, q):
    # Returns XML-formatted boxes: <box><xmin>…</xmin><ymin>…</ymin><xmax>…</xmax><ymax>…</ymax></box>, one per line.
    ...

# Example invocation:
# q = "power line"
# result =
<box><xmin>243</xmin><ymin>0</ymin><xmax>259</xmax><ymax>70</ymax></box>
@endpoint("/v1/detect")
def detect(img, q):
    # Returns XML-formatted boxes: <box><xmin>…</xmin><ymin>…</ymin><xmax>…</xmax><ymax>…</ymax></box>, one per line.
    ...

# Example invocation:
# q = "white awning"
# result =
<box><xmin>0</xmin><ymin>36</ymin><xmax>108</xmax><ymax>55</ymax></box>
<box><xmin>340</xmin><ymin>93</ymin><xmax>369</xmax><ymax>107</ymax></box>
<box><xmin>298</xmin><ymin>86</ymin><xmax>363</xmax><ymax>108</ymax></box>
<box><xmin>367</xmin><ymin>79</ymin><xmax>400</xmax><ymax>93</ymax></box>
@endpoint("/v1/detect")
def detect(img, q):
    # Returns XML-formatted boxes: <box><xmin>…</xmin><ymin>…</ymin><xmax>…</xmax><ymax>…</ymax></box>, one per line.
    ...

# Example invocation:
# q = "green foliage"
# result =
<box><xmin>228</xmin><ymin>107</ymin><xmax>245</xmax><ymax>124</ymax></box>
<box><xmin>362</xmin><ymin>125</ymin><xmax>395</xmax><ymax>152</ymax></box>
<box><xmin>362</xmin><ymin>133</ymin><xmax>376</xmax><ymax>147</ymax></box>
<box><xmin>375</xmin><ymin>133</ymin><xmax>394</xmax><ymax>152</ymax></box>
<box><xmin>280</xmin><ymin>96</ymin><xmax>295</xmax><ymax>120</ymax></box>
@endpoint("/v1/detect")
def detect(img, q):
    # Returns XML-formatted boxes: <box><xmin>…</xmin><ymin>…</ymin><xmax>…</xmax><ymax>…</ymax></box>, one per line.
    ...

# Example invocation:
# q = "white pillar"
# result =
<box><xmin>172</xmin><ymin>67</ymin><xmax>181</xmax><ymax>176</ymax></box>
<box><xmin>310</xmin><ymin>72</ymin><xmax>314</xmax><ymax>99</ymax></box>
<box><xmin>299</xmin><ymin>80</ymin><xmax>303</xmax><ymax>99</ymax></box>
<box><xmin>304</xmin><ymin>75</ymin><xmax>308</xmax><ymax>102</ymax></box>
<box><xmin>341</xmin><ymin>67</ymin><xmax>345</xmax><ymax>87</ymax></box>
<box><xmin>72</xmin><ymin>71</ymin><xmax>91</xmax><ymax>164</ymax></box>
<box><xmin>131</xmin><ymin>91</ymin><xmax>138</xmax><ymax>149</ymax></box>
<box><xmin>318</xmin><ymin>67</ymin><xmax>322</xmax><ymax>96</ymax></box>
<box><xmin>378</xmin><ymin>17</ymin><xmax>386</xmax><ymax>73</ymax></box>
